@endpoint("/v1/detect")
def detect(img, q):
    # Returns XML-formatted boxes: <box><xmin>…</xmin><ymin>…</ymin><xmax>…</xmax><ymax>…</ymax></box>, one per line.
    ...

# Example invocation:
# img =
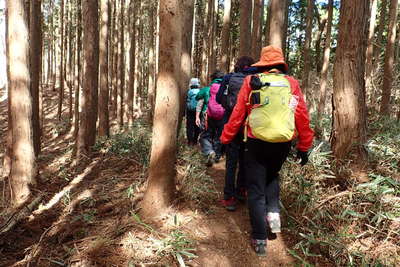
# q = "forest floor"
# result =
<box><xmin>0</xmin><ymin>87</ymin><xmax>296</xmax><ymax>267</ymax></box>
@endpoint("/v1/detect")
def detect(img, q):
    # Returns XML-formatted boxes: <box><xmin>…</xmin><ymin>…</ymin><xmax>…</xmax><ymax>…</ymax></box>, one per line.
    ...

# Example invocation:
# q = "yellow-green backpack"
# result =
<box><xmin>246</xmin><ymin>73</ymin><xmax>297</xmax><ymax>143</ymax></box>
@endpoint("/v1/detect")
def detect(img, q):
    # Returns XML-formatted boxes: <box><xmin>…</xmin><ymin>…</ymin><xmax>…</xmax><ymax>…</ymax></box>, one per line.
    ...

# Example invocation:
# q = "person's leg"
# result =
<box><xmin>245</xmin><ymin>138</ymin><xmax>268</xmax><ymax>240</ymax></box>
<box><xmin>264</xmin><ymin>142</ymin><xmax>291</xmax><ymax>213</ymax></box>
<box><xmin>186</xmin><ymin>109</ymin><xmax>195</xmax><ymax>144</ymax></box>
<box><xmin>223</xmin><ymin>140</ymin><xmax>239</xmax><ymax>199</ymax></box>
<box><xmin>199</xmin><ymin>114</ymin><xmax>214</xmax><ymax>156</ymax></box>
<box><xmin>236</xmin><ymin>135</ymin><xmax>246</xmax><ymax>195</ymax></box>
<box><xmin>213</xmin><ymin>118</ymin><xmax>224</xmax><ymax>159</ymax></box>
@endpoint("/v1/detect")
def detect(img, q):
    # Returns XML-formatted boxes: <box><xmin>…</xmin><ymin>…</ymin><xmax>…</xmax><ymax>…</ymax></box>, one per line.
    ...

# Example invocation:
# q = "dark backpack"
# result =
<box><xmin>221</xmin><ymin>72</ymin><xmax>246</xmax><ymax>111</ymax></box>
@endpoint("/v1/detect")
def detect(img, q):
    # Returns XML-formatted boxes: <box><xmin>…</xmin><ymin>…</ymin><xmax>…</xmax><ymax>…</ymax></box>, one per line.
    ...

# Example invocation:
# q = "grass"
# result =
<box><xmin>281</xmin><ymin>114</ymin><xmax>400</xmax><ymax>266</ymax></box>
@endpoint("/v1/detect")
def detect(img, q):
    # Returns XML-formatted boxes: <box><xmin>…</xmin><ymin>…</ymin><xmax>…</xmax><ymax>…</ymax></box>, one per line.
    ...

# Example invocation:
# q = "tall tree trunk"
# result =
<box><xmin>301</xmin><ymin>0</ymin><xmax>314</xmax><ymax>100</ymax></box>
<box><xmin>314</xmin><ymin>17</ymin><xmax>327</xmax><ymax>73</ymax></box>
<box><xmin>365</xmin><ymin>0</ymin><xmax>378</xmax><ymax>89</ymax></box>
<box><xmin>315</xmin><ymin>0</ymin><xmax>333</xmax><ymax>138</ymax></box>
<box><xmin>147</xmin><ymin>1</ymin><xmax>156</xmax><ymax>123</ymax></box>
<box><xmin>251</xmin><ymin>0</ymin><xmax>263</xmax><ymax>59</ymax></box>
<box><xmin>141</xmin><ymin>0</ymin><xmax>182</xmax><ymax>218</ymax></box>
<box><xmin>331</xmin><ymin>0</ymin><xmax>369</xmax><ymax>161</ymax></box>
<box><xmin>58</xmin><ymin>0</ymin><xmax>65</xmax><ymax>120</ymax></box>
<box><xmin>239</xmin><ymin>0</ymin><xmax>252</xmax><ymax>56</ymax></box>
<box><xmin>373</xmin><ymin>0</ymin><xmax>388</xmax><ymax>63</ymax></box>
<box><xmin>264</xmin><ymin>0</ymin><xmax>272</xmax><ymax>45</ymax></box>
<box><xmin>99</xmin><ymin>0</ymin><xmax>110</xmax><ymax>136</ymax></box>
<box><xmin>67</xmin><ymin>0</ymin><xmax>74</xmax><ymax>120</ymax></box>
<box><xmin>380</xmin><ymin>0</ymin><xmax>398</xmax><ymax>115</ymax></box>
<box><xmin>200</xmin><ymin>0</ymin><xmax>211</xmax><ymax>85</ymax></box>
<box><xmin>220</xmin><ymin>0</ymin><xmax>231</xmax><ymax>72</ymax></box>
<box><xmin>7</xmin><ymin>0</ymin><xmax>37</xmax><ymax>207</ymax></box>
<box><xmin>118</xmin><ymin>0</ymin><xmax>125</xmax><ymax>127</ymax></box>
<box><xmin>29</xmin><ymin>0</ymin><xmax>42</xmax><ymax>156</ymax></box>
<box><xmin>77</xmin><ymin>0</ymin><xmax>99</xmax><ymax>156</ymax></box>
<box><xmin>127</xmin><ymin>0</ymin><xmax>137</xmax><ymax>126</ymax></box>
<box><xmin>268</xmin><ymin>0</ymin><xmax>287</xmax><ymax>51</ymax></box>
<box><xmin>111</xmin><ymin>0</ymin><xmax>118</xmax><ymax>119</ymax></box>
<box><xmin>73</xmin><ymin>0</ymin><xmax>82</xmax><ymax>138</ymax></box>
<box><xmin>3</xmin><ymin>8</ymin><xmax>11</xmax><ymax>179</ymax></box>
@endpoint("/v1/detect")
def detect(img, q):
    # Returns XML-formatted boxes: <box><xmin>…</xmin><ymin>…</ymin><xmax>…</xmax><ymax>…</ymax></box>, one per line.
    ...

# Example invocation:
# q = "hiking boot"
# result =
<box><xmin>266</xmin><ymin>212</ymin><xmax>281</xmax><ymax>233</ymax></box>
<box><xmin>220</xmin><ymin>197</ymin><xmax>236</xmax><ymax>211</ymax></box>
<box><xmin>251</xmin><ymin>239</ymin><xmax>266</xmax><ymax>256</ymax></box>
<box><xmin>206</xmin><ymin>152</ymin><xmax>216</xmax><ymax>167</ymax></box>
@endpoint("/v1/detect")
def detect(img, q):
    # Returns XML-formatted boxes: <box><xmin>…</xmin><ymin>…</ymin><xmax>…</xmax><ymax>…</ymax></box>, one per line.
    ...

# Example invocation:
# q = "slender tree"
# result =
<box><xmin>315</xmin><ymin>0</ymin><xmax>333</xmax><ymax>137</ymax></box>
<box><xmin>331</xmin><ymin>0</ymin><xmax>369</xmax><ymax>160</ymax></box>
<box><xmin>57</xmin><ymin>0</ymin><xmax>65</xmax><ymax>120</ymax></box>
<box><xmin>220</xmin><ymin>0</ymin><xmax>231</xmax><ymax>72</ymax></box>
<box><xmin>7</xmin><ymin>0</ymin><xmax>37</xmax><ymax>207</ymax></box>
<box><xmin>77</xmin><ymin>0</ymin><xmax>99</xmax><ymax>156</ymax></box>
<box><xmin>29</xmin><ymin>0</ymin><xmax>42</xmax><ymax>156</ymax></box>
<box><xmin>239</xmin><ymin>0</ymin><xmax>252</xmax><ymax>56</ymax></box>
<box><xmin>365</xmin><ymin>0</ymin><xmax>378</xmax><ymax>89</ymax></box>
<box><xmin>380</xmin><ymin>0</ymin><xmax>398</xmax><ymax>115</ymax></box>
<box><xmin>127</xmin><ymin>0</ymin><xmax>137</xmax><ymax>126</ymax></box>
<box><xmin>373</xmin><ymin>0</ymin><xmax>388</xmax><ymax>63</ymax></box>
<box><xmin>301</xmin><ymin>0</ymin><xmax>314</xmax><ymax>100</ymax></box>
<box><xmin>268</xmin><ymin>0</ymin><xmax>287</xmax><ymax>51</ymax></box>
<box><xmin>141</xmin><ymin>0</ymin><xmax>182</xmax><ymax>218</ymax></box>
<box><xmin>99</xmin><ymin>0</ymin><xmax>110</xmax><ymax>136</ymax></box>
<box><xmin>118</xmin><ymin>0</ymin><xmax>125</xmax><ymax>127</ymax></box>
<box><xmin>251</xmin><ymin>0</ymin><xmax>263</xmax><ymax>59</ymax></box>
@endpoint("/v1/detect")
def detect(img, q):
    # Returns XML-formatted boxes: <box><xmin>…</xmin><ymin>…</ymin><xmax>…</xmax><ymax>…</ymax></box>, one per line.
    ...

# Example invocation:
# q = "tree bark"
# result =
<box><xmin>268</xmin><ymin>0</ymin><xmax>287</xmax><ymax>51</ymax></box>
<box><xmin>7</xmin><ymin>0</ymin><xmax>37</xmax><ymax>207</ymax></box>
<box><xmin>29</xmin><ymin>0</ymin><xmax>42</xmax><ymax>156</ymax></box>
<box><xmin>365</xmin><ymin>0</ymin><xmax>378</xmax><ymax>89</ymax></box>
<box><xmin>315</xmin><ymin>0</ymin><xmax>333</xmax><ymax>137</ymax></box>
<box><xmin>301</xmin><ymin>0</ymin><xmax>314</xmax><ymax>100</ymax></box>
<box><xmin>73</xmin><ymin>0</ymin><xmax>82</xmax><ymax>138</ymax></box>
<box><xmin>127</xmin><ymin>0</ymin><xmax>137</xmax><ymax>126</ymax></box>
<box><xmin>147</xmin><ymin>1</ymin><xmax>157</xmax><ymax>123</ymax></box>
<box><xmin>77</xmin><ymin>0</ymin><xmax>99</xmax><ymax>156</ymax></box>
<box><xmin>380</xmin><ymin>0</ymin><xmax>398</xmax><ymax>115</ymax></box>
<box><xmin>141</xmin><ymin>0</ymin><xmax>182</xmax><ymax>218</ymax></box>
<box><xmin>331</xmin><ymin>0</ymin><xmax>369</xmax><ymax>161</ymax></box>
<box><xmin>118</xmin><ymin>0</ymin><xmax>125</xmax><ymax>127</ymax></box>
<box><xmin>251</xmin><ymin>0</ymin><xmax>263</xmax><ymax>60</ymax></box>
<box><xmin>99</xmin><ymin>0</ymin><xmax>110</xmax><ymax>136</ymax></box>
<box><xmin>57</xmin><ymin>0</ymin><xmax>65</xmax><ymax>120</ymax></box>
<box><xmin>239</xmin><ymin>0</ymin><xmax>252</xmax><ymax>56</ymax></box>
<box><xmin>220</xmin><ymin>0</ymin><xmax>231</xmax><ymax>72</ymax></box>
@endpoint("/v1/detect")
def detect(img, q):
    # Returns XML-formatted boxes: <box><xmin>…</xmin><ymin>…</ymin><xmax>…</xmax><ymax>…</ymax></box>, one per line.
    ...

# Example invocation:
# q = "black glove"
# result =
<box><xmin>297</xmin><ymin>150</ymin><xmax>309</xmax><ymax>166</ymax></box>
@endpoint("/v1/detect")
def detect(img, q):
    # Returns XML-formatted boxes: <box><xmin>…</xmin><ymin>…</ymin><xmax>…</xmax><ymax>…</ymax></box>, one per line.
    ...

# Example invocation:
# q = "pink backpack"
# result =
<box><xmin>207</xmin><ymin>83</ymin><xmax>225</xmax><ymax>120</ymax></box>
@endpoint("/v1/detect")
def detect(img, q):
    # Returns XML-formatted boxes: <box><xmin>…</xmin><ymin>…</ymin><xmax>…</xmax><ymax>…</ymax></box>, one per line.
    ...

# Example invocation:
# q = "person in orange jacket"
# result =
<box><xmin>220</xmin><ymin>46</ymin><xmax>314</xmax><ymax>256</ymax></box>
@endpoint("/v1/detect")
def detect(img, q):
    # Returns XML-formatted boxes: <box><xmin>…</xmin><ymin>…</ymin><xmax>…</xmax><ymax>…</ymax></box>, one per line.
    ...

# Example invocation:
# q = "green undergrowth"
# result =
<box><xmin>282</xmin><ymin>116</ymin><xmax>400</xmax><ymax>266</ymax></box>
<box><xmin>93</xmin><ymin>120</ymin><xmax>152</xmax><ymax>167</ymax></box>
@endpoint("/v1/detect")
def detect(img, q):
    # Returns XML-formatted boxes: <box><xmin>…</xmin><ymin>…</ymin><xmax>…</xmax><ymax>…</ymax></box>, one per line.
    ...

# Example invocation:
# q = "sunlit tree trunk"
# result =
<box><xmin>147</xmin><ymin>1</ymin><xmax>156</xmax><ymax>123</ymax></box>
<box><xmin>268</xmin><ymin>0</ymin><xmax>287</xmax><ymax>51</ymax></box>
<box><xmin>3</xmin><ymin>8</ymin><xmax>11</xmax><ymax>179</ymax></box>
<box><xmin>57</xmin><ymin>0</ymin><xmax>65</xmax><ymax>120</ymax></box>
<box><xmin>373</xmin><ymin>0</ymin><xmax>388</xmax><ymax>63</ymax></box>
<box><xmin>141</xmin><ymin>0</ymin><xmax>182</xmax><ymax>218</ymax></box>
<box><xmin>314</xmin><ymin>17</ymin><xmax>327</xmax><ymax>73</ymax></box>
<box><xmin>99</xmin><ymin>0</ymin><xmax>110</xmax><ymax>136</ymax></box>
<box><xmin>220</xmin><ymin>0</ymin><xmax>231</xmax><ymax>72</ymax></box>
<box><xmin>365</xmin><ymin>0</ymin><xmax>378</xmax><ymax>89</ymax></box>
<box><xmin>380</xmin><ymin>0</ymin><xmax>398</xmax><ymax>115</ymax></box>
<box><xmin>29</xmin><ymin>0</ymin><xmax>42</xmax><ymax>156</ymax></box>
<box><xmin>117</xmin><ymin>0</ymin><xmax>125</xmax><ymax>127</ymax></box>
<box><xmin>239</xmin><ymin>0</ymin><xmax>251</xmax><ymax>56</ymax></box>
<box><xmin>315</xmin><ymin>0</ymin><xmax>333</xmax><ymax>138</ymax></box>
<box><xmin>73</xmin><ymin>0</ymin><xmax>82</xmax><ymax>138</ymax></box>
<box><xmin>331</xmin><ymin>0</ymin><xmax>369</xmax><ymax>161</ymax></box>
<box><xmin>301</xmin><ymin>0</ymin><xmax>314</xmax><ymax>100</ymax></box>
<box><xmin>7</xmin><ymin>0</ymin><xmax>37</xmax><ymax>207</ymax></box>
<box><xmin>77</xmin><ymin>0</ymin><xmax>99</xmax><ymax>156</ymax></box>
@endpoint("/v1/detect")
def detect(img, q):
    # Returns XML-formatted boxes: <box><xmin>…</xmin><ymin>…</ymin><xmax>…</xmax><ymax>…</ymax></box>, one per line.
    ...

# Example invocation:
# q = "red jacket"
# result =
<box><xmin>220</xmin><ymin>73</ymin><xmax>314</xmax><ymax>152</ymax></box>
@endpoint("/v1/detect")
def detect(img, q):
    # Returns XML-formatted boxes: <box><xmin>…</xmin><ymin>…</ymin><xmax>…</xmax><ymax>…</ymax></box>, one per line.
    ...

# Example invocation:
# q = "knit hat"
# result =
<box><xmin>189</xmin><ymin>78</ymin><xmax>200</xmax><ymax>87</ymax></box>
<box><xmin>252</xmin><ymin>46</ymin><xmax>289</xmax><ymax>72</ymax></box>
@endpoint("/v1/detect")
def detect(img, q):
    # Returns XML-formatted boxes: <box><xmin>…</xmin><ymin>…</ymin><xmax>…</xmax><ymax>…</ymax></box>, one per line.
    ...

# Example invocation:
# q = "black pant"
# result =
<box><xmin>186</xmin><ymin>109</ymin><xmax>200</xmax><ymax>145</ymax></box>
<box><xmin>245</xmin><ymin>138</ymin><xmax>291</xmax><ymax>240</ymax></box>
<box><xmin>224</xmin><ymin>133</ymin><xmax>245</xmax><ymax>199</ymax></box>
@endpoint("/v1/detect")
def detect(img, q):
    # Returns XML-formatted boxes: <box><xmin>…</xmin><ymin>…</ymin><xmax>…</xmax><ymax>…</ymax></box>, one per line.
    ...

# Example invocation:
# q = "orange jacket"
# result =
<box><xmin>220</xmin><ymin>73</ymin><xmax>314</xmax><ymax>152</ymax></box>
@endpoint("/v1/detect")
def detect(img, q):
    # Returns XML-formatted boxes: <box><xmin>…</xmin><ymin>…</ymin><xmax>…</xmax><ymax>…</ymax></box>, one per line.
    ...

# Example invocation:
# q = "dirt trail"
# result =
<box><xmin>192</xmin><ymin>160</ymin><xmax>294</xmax><ymax>267</ymax></box>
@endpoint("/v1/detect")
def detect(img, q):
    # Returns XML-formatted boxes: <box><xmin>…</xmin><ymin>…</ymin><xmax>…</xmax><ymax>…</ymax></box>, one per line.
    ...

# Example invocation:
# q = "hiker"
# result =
<box><xmin>220</xmin><ymin>46</ymin><xmax>314</xmax><ymax>256</ymax></box>
<box><xmin>195</xmin><ymin>71</ymin><xmax>225</xmax><ymax>166</ymax></box>
<box><xmin>217</xmin><ymin>56</ymin><xmax>257</xmax><ymax>211</ymax></box>
<box><xmin>186</xmin><ymin>78</ymin><xmax>201</xmax><ymax>146</ymax></box>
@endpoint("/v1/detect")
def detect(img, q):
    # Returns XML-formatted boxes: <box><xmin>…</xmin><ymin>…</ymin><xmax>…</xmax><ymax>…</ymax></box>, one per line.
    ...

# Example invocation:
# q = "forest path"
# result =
<box><xmin>192</xmin><ymin>159</ymin><xmax>294</xmax><ymax>266</ymax></box>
